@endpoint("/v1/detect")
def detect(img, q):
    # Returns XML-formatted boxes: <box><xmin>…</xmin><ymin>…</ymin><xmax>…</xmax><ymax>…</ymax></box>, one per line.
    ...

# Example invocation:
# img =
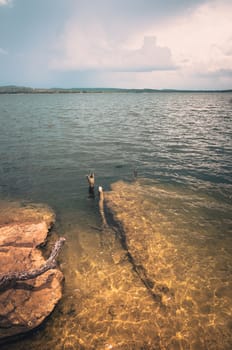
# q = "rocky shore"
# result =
<box><xmin>0</xmin><ymin>200</ymin><xmax>64</xmax><ymax>340</ymax></box>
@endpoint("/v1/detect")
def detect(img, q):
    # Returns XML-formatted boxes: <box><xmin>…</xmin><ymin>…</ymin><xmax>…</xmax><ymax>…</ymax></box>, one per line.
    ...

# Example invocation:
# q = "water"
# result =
<box><xmin>0</xmin><ymin>92</ymin><xmax>231</xmax><ymax>349</ymax></box>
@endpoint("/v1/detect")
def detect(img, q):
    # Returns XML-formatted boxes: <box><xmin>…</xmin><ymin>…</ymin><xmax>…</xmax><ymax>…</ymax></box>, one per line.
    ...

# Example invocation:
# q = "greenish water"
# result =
<box><xmin>0</xmin><ymin>92</ymin><xmax>231</xmax><ymax>349</ymax></box>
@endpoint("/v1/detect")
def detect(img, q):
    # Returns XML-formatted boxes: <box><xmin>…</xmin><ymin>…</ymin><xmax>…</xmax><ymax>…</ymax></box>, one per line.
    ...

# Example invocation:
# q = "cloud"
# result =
<box><xmin>52</xmin><ymin>31</ymin><xmax>176</xmax><ymax>72</ymax></box>
<box><xmin>0</xmin><ymin>0</ymin><xmax>12</xmax><ymax>6</ymax></box>
<box><xmin>50</xmin><ymin>0</ymin><xmax>206</xmax><ymax>74</ymax></box>
<box><xmin>144</xmin><ymin>0</ymin><xmax>232</xmax><ymax>86</ymax></box>
<box><xmin>49</xmin><ymin>0</ymin><xmax>231</xmax><ymax>88</ymax></box>
<box><xmin>1</xmin><ymin>0</ymin><xmax>231</xmax><ymax>89</ymax></box>
<box><xmin>116</xmin><ymin>36</ymin><xmax>176</xmax><ymax>72</ymax></box>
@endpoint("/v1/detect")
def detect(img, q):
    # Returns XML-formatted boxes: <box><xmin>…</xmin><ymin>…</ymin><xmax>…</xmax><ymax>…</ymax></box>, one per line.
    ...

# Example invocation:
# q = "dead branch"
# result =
<box><xmin>0</xmin><ymin>237</ymin><xmax>66</xmax><ymax>291</ymax></box>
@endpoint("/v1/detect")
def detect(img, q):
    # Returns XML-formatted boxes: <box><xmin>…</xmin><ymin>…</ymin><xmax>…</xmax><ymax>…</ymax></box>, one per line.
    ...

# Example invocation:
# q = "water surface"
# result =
<box><xmin>0</xmin><ymin>92</ymin><xmax>231</xmax><ymax>349</ymax></box>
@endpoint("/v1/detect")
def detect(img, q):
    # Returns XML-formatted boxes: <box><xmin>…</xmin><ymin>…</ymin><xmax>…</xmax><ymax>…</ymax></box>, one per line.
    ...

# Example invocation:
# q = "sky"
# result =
<box><xmin>0</xmin><ymin>0</ymin><xmax>232</xmax><ymax>89</ymax></box>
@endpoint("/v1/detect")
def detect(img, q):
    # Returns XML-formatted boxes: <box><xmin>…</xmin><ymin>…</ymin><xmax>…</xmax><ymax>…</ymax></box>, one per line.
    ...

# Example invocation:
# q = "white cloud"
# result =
<box><xmin>52</xmin><ymin>33</ymin><xmax>176</xmax><ymax>72</ymax></box>
<box><xmin>50</xmin><ymin>0</ymin><xmax>232</xmax><ymax>88</ymax></box>
<box><xmin>118</xmin><ymin>36</ymin><xmax>176</xmax><ymax>72</ymax></box>
<box><xmin>148</xmin><ymin>0</ymin><xmax>232</xmax><ymax>79</ymax></box>
<box><xmin>0</xmin><ymin>0</ymin><xmax>12</xmax><ymax>6</ymax></box>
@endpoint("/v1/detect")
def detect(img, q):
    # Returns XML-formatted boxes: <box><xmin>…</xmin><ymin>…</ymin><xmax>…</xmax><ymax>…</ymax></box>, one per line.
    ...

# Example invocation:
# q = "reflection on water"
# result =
<box><xmin>1</xmin><ymin>179</ymin><xmax>231</xmax><ymax>349</ymax></box>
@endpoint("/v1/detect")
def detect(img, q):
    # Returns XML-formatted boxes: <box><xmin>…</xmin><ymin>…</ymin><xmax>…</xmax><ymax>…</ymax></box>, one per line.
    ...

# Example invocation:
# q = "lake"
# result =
<box><xmin>0</xmin><ymin>92</ymin><xmax>231</xmax><ymax>349</ymax></box>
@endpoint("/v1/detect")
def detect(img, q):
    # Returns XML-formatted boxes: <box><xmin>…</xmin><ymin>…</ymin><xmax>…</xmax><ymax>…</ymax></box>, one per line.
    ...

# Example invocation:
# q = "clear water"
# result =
<box><xmin>0</xmin><ymin>92</ymin><xmax>231</xmax><ymax>349</ymax></box>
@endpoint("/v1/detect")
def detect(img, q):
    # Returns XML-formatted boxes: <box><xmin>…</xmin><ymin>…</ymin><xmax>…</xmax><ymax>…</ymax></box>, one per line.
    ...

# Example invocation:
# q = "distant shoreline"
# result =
<box><xmin>0</xmin><ymin>86</ymin><xmax>231</xmax><ymax>94</ymax></box>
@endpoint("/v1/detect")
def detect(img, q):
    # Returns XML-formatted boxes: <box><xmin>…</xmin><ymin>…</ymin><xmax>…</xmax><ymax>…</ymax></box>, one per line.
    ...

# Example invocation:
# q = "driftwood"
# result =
<box><xmin>98</xmin><ymin>186</ymin><xmax>107</xmax><ymax>227</ymax></box>
<box><xmin>0</xmin><ymin>237</ymin><xmax>66</xmax><ymax>291</ymax></box>
<box><xmin>86</xmin><ymin>172</ymin><xmax>95</xmax><ymax>197</ymax></box>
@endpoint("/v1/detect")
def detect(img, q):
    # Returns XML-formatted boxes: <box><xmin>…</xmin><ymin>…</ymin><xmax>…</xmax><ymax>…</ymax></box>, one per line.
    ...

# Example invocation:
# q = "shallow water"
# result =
<box><xmin>105</xmin><ymin>179</ymin><xmax>232</xmax><ymax>349</ymax></box>
<box><xmin>0</xmin><ymin>92</ymin><xmax>231</xmax><ymax>349</ymax></box>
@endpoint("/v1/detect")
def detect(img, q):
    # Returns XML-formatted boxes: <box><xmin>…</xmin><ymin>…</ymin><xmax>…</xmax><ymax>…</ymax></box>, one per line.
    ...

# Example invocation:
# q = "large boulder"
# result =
<box><xmin>0</xmin><ymin>200</ymin><xmax>63</xmax><ymax>340</ymax></box>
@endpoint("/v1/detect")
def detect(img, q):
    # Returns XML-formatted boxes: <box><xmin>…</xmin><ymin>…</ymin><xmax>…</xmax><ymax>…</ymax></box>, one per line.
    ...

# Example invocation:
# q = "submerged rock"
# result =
<box><xmin>0</xmin><ymin>200</ymin><xmax>63</xmax><ymax>340</ymax></box>
<box><xmin>104</xmin><ymin>180</ymin><xmax>232</xmax><ymax>350</ymax></box>
<box><xmin>105</xmin><ymin>181</ymin><xmax>172</xmax><ymax>303</ymax></box>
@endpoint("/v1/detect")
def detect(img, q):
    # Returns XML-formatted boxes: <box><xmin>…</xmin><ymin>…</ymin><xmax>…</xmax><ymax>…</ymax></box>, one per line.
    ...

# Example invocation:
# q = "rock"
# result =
<box><xmin>0</xmin><ymin>200</ymin><xmax>64</xmax><ymax>340</ymax></box>
<box><xmin>104</xmin><ymin>181</ymin><xmax>173</xmax><ymax>303</ymax></box>
<box><xmin>0</xmin><ymin>200</ymin><xmax>55</xmax><ymax>228</ymax></box>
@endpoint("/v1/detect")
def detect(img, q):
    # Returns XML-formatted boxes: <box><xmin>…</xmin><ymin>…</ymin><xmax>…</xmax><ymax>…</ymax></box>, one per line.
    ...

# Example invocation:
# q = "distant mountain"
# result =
<box><xmin>0</xmin><ymin>85</ymin><xmax>231</xmax><ymax>94</ymax></box>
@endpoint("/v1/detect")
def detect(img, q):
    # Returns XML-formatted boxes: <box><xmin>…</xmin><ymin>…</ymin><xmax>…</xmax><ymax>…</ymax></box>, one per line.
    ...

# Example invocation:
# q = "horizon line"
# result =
<box><xmin>0</xmin><ymin>85</ymin><xmax>232</xmax><ymax>93</ymax></box>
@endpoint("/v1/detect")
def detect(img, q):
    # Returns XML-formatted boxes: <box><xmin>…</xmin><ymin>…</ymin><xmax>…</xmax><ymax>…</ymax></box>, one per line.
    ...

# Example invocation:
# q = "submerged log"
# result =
<box><xmin>98</xmin><ymin>186</ymin><xmax>107</xmax><ymax>227</ymax></box>
<box><xmin>0</xmin><ymin>237</ymin><xmax>65</xmax><ymax>292</ymax></box>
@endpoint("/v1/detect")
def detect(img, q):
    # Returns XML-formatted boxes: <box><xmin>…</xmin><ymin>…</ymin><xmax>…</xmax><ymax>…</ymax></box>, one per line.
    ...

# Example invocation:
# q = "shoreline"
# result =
<box><xmin>0</xmin><ymin>86</ymin><xmax>232</xmax><ymax>94</ymax></box>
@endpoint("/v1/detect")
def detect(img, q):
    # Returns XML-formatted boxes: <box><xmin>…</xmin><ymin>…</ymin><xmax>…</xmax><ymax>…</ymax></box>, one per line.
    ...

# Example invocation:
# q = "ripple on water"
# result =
<box><xmin>0</xmin><ymin>92</ymin><xmax>231</xmax><ymax>349</ymax></box>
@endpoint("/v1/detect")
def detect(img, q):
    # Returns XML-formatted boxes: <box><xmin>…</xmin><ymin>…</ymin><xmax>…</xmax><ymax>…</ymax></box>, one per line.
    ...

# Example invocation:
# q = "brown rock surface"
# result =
<box><xmin>0</xmin><ymin>200</ymin><xmax>63</xmax><ymax>340</ymax></box>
